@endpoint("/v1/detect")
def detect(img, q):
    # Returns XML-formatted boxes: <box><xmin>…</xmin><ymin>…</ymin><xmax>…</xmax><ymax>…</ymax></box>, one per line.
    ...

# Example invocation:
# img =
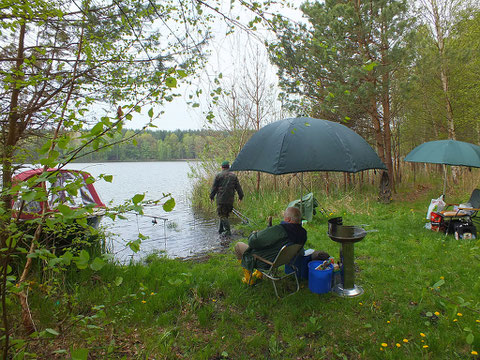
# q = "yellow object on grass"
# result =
<box><xmin>241</xmin><ymin>268</ymin><xmax>263</xmax><ymax>284</ymax></box>
<box><xmin>252</xmin><ymin>269</ymin><xmax>263</xmax><ymax>279</ymax></box>
<box><xmin>241</xmin><ymin>268</ymin><xmax>253</xmax><ymax>284</ymax></box>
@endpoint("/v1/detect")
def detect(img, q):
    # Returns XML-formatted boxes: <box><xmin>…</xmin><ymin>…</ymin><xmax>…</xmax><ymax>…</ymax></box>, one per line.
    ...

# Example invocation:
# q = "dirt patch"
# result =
<box><xmin>392</xmin><ymin>183</ymin><xmax>433</xmax><ymax>202</ymax></box>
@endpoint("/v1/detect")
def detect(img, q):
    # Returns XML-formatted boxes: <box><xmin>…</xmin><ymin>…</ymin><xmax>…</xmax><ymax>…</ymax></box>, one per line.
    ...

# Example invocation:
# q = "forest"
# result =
<box><xmin>21</xmin><ymin>129</ymin><xmax>218</xmax><ymax>162</ymax></box>
<box><xmin>265</xmin><ymin>0</ymin><xmax>480</xmax><ymax>189</ymax></box>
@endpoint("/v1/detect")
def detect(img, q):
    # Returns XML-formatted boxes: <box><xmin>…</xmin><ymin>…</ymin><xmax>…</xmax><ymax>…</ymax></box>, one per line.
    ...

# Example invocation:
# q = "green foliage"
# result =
<box><xmin>162</xmin><ymin>197</ymin><xmax>175</xmax><ymax>212</ymax></box>
<box><xmin>0</xmin><ymin>0</ymin><xmax>283</xmax><ymax>356</ymax></box>
<box><xmin>19</xmin><ymin>129</ymin><xmax>215</xmax><ymax>162</ymax></box>
<box><xmin>399</xmin><ymin>6</ymin><xmax>480</xmax><ymax>150</ymax></box>
<box><xmin>268</xmin><ymin>0</ymin><xmax>412</xmax><ymax>127</ymax></box>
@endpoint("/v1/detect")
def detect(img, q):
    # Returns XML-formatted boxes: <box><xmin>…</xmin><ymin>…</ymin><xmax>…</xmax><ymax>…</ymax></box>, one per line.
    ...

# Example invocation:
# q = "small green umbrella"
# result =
<box><xmin>230</xmin><ymin>117</ymin><xmax>386</xmax><ymax>174</ymax></box>
<box><xmin>404</xmin><ymin>139</ymin><xmax>480</xmax><ymax>195</ymax></box>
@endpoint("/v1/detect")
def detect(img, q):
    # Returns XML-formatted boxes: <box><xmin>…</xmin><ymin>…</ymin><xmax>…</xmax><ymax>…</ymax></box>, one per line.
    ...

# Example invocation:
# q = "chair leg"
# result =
<box><xmin>271</xmin><ymin>279</ymin><xmax>280</xmax><ymax>299</ymax></box>
<box><xmin>271</xmin><ymin>273</ymin><xmax>300</xmax><ymax>299</ymax></box>
<box><xmin>292</xmin><ymin>272</ymin><xmax>300</xmax><ymax>294</ymax></box>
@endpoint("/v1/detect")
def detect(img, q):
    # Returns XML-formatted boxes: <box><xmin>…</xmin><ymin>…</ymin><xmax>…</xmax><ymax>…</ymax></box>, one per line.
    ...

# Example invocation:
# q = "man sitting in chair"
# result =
<box><xmin>234</xmin><ymin>207</ymin><xmax>307</xmax><ymax>283</ymax></box>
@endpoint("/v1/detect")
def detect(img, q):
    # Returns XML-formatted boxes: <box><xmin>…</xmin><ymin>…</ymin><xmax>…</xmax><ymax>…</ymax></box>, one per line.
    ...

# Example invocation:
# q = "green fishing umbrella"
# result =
<box><xmin>404</xmin><ymin>139</ymin><xmax>480</xmax><ymax>196</ymax></box>
<box><xmin>230</xmin><ymin>117</ymin><xmax>386</xmax><ymax>174</ymax></box>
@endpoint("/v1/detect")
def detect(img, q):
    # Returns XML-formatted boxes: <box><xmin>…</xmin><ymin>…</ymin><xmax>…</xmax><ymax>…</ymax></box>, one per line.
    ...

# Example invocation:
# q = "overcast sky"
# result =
<box><xmin>123</xmin><ymin>2</ymin><xmax>303</xmax><ymax>131</ymax></box>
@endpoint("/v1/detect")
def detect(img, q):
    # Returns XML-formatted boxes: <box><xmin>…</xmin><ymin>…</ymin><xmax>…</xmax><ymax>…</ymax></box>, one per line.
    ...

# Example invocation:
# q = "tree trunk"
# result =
<box><xmin>430</xmin><ymin>0</ymin><xmax>458</xmax><ymax>181</ymax></box>
<box><xmin>1</xmin><ymin>23</ymin><xmax>27</xmax><ymax>355</ymax></box>
<box><xmin>380</xmin><ymin>16</ymin><xmax>395</xmax><ymax>192</ymax></box>
<box><xmin>17</xmin><ymin>224</ymin><xmax>43</xmax><ymax>335</ymax></box>
<box><xmin>370</xmin><ymin>100</ymin><xmax>386</xmax><ymax>164</ymax></box>
<box><xmin>378</xmin><ymin>171</ymin><xmax>391</xmax><ymax>204</ymax></box>
<box><xmin>381</xmin><ymin>80</ymin><xmax>394</xmax><ymax>192</ymax></box>
<box><xmin>394</xmin><ymin>124</ymin><xmax>401</xmax><ymax>185</ymax></box>
<box><xmin>413</xmin><ymin>163</ymin><xmax>416</xmax><ymax>185</ymax></box>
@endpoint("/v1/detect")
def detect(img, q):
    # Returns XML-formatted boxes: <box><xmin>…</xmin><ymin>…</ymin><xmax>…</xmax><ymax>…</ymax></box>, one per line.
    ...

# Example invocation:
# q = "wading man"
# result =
<box><xmin>210</xmin><ymin>161</ymin><xmax>244</xmax><ymax>237</ymax></box>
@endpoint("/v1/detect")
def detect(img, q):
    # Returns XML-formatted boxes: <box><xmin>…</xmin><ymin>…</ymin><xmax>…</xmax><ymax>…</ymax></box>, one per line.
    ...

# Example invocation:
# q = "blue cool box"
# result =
<box><xmin>285</xmin><ymin>249</ymin><xmax>314</xmax><ymax>280</ymax></box>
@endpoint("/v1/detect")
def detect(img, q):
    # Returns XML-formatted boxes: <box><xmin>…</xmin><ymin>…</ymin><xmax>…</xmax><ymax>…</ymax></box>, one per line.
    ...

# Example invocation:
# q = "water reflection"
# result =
<box><xmin>68</xmin><ymin>162</ymin><xmax>223</xmax><ymax>262</ymax></box>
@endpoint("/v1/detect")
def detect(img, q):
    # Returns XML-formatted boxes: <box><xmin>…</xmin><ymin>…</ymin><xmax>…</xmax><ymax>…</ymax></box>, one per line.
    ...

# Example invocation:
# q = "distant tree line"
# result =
<box><xmin>19</xmin><ymin>129</ymin><xmax>229</xmax><ymax>162</ymax></box>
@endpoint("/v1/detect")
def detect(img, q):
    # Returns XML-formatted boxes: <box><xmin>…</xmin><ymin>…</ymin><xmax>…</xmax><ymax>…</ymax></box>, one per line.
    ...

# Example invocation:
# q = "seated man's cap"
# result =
<box><xmin>221</xmin><ymin>161</ymin><xmax>230</xmax><ymax>167</ymax></box>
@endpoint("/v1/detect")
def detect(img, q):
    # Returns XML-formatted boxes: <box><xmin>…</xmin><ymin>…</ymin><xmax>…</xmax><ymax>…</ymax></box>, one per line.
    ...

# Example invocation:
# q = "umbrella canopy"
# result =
<box><xmin>404</xmin><ymin>139</ymin><xmax>480</xmax><ymax>196</ymax></box>
<box><xmin>230</xmin><ymin>117</ymin><xmax>386</xmax><ymax>175</ymax></box>
<box><xmin>404</xmin><ymin>140</ymin><xmax>480</xmax><ymax>168</ymax></box>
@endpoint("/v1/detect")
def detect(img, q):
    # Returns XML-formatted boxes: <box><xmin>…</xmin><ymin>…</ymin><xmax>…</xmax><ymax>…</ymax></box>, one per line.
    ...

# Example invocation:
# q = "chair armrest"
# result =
<box><xmin>253</xmin><ymin>254</ymin><xmax>273</xmax><ymax>266</ymax></box>
<box><xmin>441</xmin><ymin>211</ymin><xmax>465</xmax><ymax>217</ymax></box>
<box><xmin>458</xmin><ymin>207</ymin><xmax>480</xmax><ymax>211</ymax></box>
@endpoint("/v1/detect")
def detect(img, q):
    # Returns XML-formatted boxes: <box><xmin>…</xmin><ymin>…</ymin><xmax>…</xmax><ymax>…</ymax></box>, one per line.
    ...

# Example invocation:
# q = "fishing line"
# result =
<box><xmin>135</xmin><ymin>214</ymin><xmax>140</xmax><ymax>233</ymax></box>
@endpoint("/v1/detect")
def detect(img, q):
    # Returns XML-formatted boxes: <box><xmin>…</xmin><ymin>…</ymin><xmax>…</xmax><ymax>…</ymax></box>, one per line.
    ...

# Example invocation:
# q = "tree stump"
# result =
<box><xmin>378</xmin><ymin>171</ymin><xmax>391</xmax><ymax>204</ymax></box>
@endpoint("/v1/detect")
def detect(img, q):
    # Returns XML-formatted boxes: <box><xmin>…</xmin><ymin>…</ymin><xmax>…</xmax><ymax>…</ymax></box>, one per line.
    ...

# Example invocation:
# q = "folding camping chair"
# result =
<box><xmin>434</xmin><ymin>189</ymin><xmax>480</xmax><ymax>238</ymax></box>
<box><xmin>252</xmin><ymin>243</ymin><xmax>303</xmax><ymax>299</ymax></box>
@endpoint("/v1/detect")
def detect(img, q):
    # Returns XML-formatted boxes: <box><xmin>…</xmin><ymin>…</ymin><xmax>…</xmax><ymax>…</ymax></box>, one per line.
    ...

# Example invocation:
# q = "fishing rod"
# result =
<box><xmin>118</xmin><ymin>211</ymin><xmax>168</xmax><ymax>224</ymax></box>
<box><xmin>232</xmin><ymin>207</ymin><xmax>257</xmax><ymax>226</ymax></box>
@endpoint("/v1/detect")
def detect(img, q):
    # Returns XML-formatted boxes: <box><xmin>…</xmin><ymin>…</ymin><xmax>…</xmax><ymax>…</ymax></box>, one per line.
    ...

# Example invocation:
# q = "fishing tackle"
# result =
<box><xmin>232</xmin><ymin>208</ymin><xmax>256</xmax><ymax>225</ymax></box>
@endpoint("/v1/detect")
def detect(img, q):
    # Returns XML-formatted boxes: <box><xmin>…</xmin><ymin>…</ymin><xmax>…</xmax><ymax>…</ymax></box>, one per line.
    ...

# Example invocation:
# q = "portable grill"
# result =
<box><xmin>328</xmin><ymin>217</ymin><xmax>366</xmax><ymax>297</ymax></box>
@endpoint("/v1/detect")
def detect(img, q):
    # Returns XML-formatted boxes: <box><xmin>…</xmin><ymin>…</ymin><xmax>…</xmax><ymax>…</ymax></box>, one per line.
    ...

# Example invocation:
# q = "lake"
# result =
<box><xmin>67</xmin><ymin>161</ymin><xmax>222</xmax><ymax>262</ymax></box>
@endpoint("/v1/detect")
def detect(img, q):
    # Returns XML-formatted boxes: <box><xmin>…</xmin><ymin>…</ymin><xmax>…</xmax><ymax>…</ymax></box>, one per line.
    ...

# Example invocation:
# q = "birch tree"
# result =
<box><xmin>417</xmin><ymin>0</ymin><xmax>470</xmax><ymax>140</ymax></box>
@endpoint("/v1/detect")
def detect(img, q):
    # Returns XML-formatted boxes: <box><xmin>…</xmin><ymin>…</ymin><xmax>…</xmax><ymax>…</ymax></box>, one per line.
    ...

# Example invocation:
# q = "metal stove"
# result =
<box><xmin>328</xmin><ymin>217</ymin><xmax>366</xmax><ymax>297</ymax></box>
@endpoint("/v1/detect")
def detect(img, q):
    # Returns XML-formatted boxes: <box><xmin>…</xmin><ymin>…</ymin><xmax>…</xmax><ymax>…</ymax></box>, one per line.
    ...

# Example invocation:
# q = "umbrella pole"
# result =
<box><xmin>300</xmin><ymin>172</ymin><xmax>304</xmax><ymax>218</ymax></box>
<box><xmin>443</xmin><ymin>164</ymin><xmax>447</xmax><ymax>198</ymax></box>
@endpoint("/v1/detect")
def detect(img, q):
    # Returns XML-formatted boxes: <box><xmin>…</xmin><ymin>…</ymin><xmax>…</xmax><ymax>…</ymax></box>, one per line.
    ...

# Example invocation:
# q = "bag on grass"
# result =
<box><xmin>426</xmin><ymin>196</ymin><xmax>446</xmax><ymax>219</ymax></box>
<box><xmin>452</xmin><ymin>222</ymin><xmax>477</xmax><ymax>240</ymax></box>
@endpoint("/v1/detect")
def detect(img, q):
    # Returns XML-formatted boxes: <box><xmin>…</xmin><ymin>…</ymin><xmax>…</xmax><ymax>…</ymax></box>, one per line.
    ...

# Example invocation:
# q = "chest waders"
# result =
<box><xmin>217</xmin><ymin>204</ymin><xmax>232</xmax><ymax>236</ymax></box>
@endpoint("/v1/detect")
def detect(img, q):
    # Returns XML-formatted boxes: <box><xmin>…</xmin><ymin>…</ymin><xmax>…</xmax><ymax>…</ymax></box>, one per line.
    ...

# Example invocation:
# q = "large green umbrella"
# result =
<box><xmin>404</xmin><ymin>139</ymin><xmax>480</xmax><ymax>195</ymax></box>
<box><xmin>230</xmin><ymin>117</ymin><xmax>386</xmax><ymax>174</ymax></box>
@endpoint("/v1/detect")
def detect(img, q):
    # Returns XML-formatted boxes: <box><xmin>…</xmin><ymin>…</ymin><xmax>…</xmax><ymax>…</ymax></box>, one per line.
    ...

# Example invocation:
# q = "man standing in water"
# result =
<box><xmin>210</xmin><ymin>161</ymin><xmax>244</xmax><ymax>237</ymax></box>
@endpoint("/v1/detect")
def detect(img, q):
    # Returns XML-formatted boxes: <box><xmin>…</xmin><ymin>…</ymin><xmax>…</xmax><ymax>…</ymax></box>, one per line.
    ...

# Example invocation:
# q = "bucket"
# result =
<box><xmin>285</xmin><ymin>249</ymin><xmax>314</xmax><ymax>280</ymax></box>
<box><xmin>308</xmin><ymin>261</ymin><xmax>333</xmax><ymax>294</ymax></box>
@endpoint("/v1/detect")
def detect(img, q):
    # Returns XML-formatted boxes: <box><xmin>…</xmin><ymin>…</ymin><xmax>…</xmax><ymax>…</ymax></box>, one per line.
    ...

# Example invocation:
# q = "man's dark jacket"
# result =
<box><xmin>210</xmin><ymin>170</ymin><xmax>244</xmax><ymax>205</ymax></box>
<box><xmin>241</xmin><ymin>222</ymin><xmax>307</xmax><ymax>272</ymax></box>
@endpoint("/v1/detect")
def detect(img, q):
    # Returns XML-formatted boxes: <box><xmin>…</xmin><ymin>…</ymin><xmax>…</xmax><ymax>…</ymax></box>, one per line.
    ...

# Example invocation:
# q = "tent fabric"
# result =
<box><xmin>12</xmin><ymin>168</ymin><xmax>105</xmax><ymax>220</ymax></box>
<box><xmin>288</xmin><ymin>193</ymin><xmax>318</xmax><ymax>222</ymax></box>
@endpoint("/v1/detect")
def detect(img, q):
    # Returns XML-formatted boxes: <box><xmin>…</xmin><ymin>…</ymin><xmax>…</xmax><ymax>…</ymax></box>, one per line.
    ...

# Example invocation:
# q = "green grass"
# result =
<box><xmin>12</xmin><ymin>185</ymin><xmax>480</xmax><ymax>359</ymax></box>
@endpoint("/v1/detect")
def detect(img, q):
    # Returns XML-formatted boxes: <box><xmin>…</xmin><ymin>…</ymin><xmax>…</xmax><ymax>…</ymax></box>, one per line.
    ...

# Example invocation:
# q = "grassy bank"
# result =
<box><xmin>10</xmin><ymin>184</ymin><xmax>480</xmax><ymax>359</ymax></box>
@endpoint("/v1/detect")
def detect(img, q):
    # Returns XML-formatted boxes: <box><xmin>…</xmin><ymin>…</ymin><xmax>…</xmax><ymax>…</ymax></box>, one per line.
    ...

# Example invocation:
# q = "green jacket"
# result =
<box><xmin>210</xmin><ymin>170</ymin><xmax>244</xmax><ymax>205</ymax></box>
<box><xmin>241</xmin><ymin>224</ymin><xmax>305</xmax><ymax>272</ymax></box>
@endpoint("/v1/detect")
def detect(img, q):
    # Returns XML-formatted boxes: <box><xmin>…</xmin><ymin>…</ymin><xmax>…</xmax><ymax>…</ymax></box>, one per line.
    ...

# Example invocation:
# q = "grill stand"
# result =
<box><xmin>328</xmin><ymin>217</ymin><xmax>366</xmax><ymax>298</ymax></box>
<box><xmin>333</xmin><ymin>242</ymin><xmax>363</xmax><ymax>297</ymax></box>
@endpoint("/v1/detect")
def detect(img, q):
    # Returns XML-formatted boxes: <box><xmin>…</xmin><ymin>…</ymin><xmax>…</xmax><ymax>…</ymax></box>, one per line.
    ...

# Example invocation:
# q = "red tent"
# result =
<box><xmin>12</xmin><ymin>168</ymin><xmax>105</xmax><ymax>220</ymax></box>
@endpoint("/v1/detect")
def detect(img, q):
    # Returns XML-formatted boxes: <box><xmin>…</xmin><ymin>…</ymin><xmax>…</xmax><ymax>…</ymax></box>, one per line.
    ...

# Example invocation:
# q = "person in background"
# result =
<box><xmin>210</xmin><ymin>160</ymin><xmax>244</xmax><ymax>237</ymax></box>
<box><xmin>234</xmin><ymin>207</ymin><xmax>307</xmax><ymax>283</ymax></box>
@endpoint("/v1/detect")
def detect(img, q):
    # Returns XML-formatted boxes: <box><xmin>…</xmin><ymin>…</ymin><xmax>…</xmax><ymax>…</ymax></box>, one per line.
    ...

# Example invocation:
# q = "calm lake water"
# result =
<box><xmin>67</xmin><ymin>162</ymin><xmax>221</xmax><ymax>262</ymax></box>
